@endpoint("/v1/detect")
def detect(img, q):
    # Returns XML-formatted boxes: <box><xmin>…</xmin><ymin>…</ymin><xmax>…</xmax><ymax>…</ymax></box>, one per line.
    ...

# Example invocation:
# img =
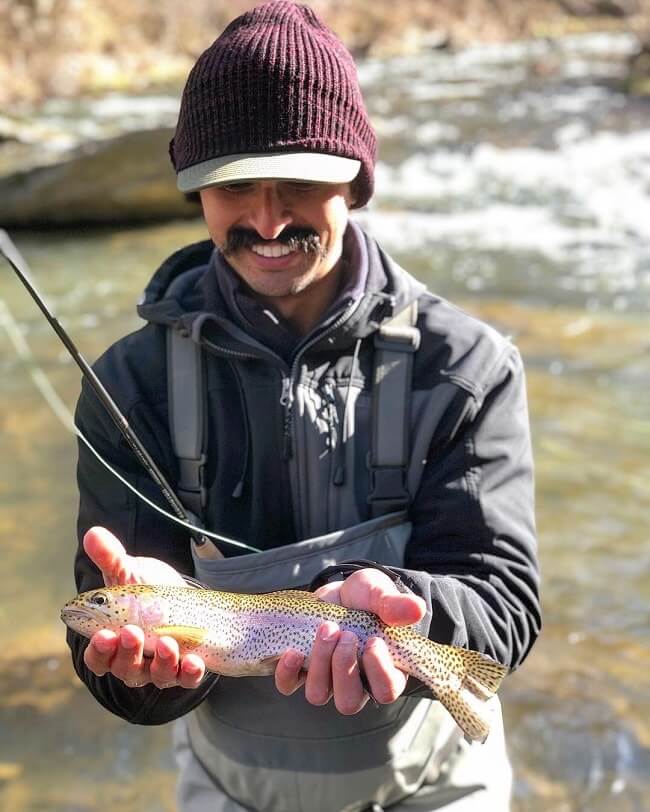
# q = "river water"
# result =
<box><xmin>0</xmin><ymin>32</ymin><xmax>649</xmax><ymax>812</ymax></box>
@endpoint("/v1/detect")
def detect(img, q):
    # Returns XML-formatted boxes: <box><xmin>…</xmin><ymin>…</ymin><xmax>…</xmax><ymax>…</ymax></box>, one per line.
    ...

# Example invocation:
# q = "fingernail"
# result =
<box><xmin>285</xmin><ymin>651</ymin><xmax>303</xmax><ymax>669</ymax></box>
<box><xmin>319</xmin><ymin>623</ymin><xmax>339</xmax><ymax>642</ymax></box>
<box><xmin>157</xmin><ymin>646</ymin><xmax>171</xmax><ymax>660</ymax></box>
<box><xmin>339</xmin><ymin>630</ymin><xmax>357</xmax><ymax>645</ymax></box>
<box><xmin>94</xmin><ymin>636</ymin><xmax>113</xmax><ymax>654</ymax></box>
<box><xmin>121</xmin><ymin>632</ymin><xmax>137</xmax><ymax>649</ymax></box>
<box><xmin>364</xmin><ymin>636</ymin><xmax>383</xmax><ymax>652</ymax></box>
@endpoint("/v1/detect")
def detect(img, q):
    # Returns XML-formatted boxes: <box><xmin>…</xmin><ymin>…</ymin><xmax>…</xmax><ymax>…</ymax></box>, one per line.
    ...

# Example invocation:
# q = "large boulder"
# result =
<box><xmin>0</xmin><ymin>127</ymin><xmax>201</xmax><ymax>227</ymax></box>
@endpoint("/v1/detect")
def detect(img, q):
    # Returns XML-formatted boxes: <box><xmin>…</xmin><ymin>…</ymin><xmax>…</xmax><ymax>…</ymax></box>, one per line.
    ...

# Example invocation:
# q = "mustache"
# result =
<box><xmin>222</xmin><ymin>227</ymin><xmax>325</xmax><ymax>257</ymax></box>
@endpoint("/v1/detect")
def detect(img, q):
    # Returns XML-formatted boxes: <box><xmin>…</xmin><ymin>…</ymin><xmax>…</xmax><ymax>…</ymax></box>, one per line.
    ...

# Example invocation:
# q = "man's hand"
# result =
<box><xmin>274</xmin><ymin>568</ymin><xmax>426</xmax><ymax>715</ymax></box>
<box><xmin>81</xmin><ymin>526</ymin><xmax>206</xmax><ymax>690</ymax></box>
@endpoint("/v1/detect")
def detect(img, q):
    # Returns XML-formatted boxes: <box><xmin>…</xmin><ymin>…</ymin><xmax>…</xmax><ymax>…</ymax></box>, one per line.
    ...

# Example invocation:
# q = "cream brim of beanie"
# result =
<box><xmin>177</xmin><ymin>151</ymin><xmax>361</xmax><ymax>193</ymax></box>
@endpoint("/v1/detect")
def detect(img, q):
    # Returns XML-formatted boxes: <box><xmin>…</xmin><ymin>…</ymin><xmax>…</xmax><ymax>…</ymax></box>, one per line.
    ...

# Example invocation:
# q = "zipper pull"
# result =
<box><xmin>280</xmin><ymin>376</ymin><xmax>292</xmax><ymax>406</ymax></box>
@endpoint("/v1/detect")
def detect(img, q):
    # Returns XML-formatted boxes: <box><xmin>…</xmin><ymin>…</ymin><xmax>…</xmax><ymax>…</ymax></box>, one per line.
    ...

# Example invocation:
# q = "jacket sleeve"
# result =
<box><xmin>67</xmin><ymin>377</ymin><xmax>217</xmax><ymax>725</ymax></box>
<box><xmin>402</xmin><ymin>344</ymin><xmax>540</xmax><ymax>671</ymax></box>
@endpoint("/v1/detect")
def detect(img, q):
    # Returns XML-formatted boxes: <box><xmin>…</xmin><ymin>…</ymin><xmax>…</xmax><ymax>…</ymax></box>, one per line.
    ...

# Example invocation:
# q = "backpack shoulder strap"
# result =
<box><xmin>167</xmin><ymin>325</ymin><xmax>207</xmax><ymax>521</ymax></box>
<box><xmin>368</xmin><ymin>300</ymin><xmax>420</xmax><ymax>518</ymax></box>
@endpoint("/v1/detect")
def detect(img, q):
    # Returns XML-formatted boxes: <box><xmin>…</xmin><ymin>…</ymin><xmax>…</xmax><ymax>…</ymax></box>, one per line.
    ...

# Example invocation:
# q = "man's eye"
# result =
<box><xmin>221</xmin><ymin>183</ymin><xmax>255</xmax><ymax>193</ymax></box>
<box><xmin>286</xmin><ymin>182</ymin><xmax>318</xmax><ymax>192</ymax></box>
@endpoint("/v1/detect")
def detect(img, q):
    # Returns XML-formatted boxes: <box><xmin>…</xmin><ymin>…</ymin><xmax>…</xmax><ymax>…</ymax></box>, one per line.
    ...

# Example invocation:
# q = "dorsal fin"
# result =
<box><xmin>266</xmin><ymin>589</ymin><xmax>319</xmax><ymax>601</ymax></box>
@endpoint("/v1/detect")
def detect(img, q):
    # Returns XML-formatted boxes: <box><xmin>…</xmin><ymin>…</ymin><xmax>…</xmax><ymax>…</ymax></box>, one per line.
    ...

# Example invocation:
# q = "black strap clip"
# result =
<box><xmin>367</xmin><ymin>464</ymin><xmax>410</xmax><ymax>513</ymax></box>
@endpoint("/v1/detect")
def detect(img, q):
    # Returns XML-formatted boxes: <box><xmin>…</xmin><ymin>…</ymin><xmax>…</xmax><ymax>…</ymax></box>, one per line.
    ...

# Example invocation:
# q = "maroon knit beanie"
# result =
<box><xmin>170</xmin><ymin>1</ymin><xmax>376</xmax><ymax>208</ymax></box>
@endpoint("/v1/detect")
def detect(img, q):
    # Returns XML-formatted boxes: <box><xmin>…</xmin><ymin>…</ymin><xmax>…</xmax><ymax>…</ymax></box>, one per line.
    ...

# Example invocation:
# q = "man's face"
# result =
<box><xmin>199</xmin><ymin>180</ymin><xmax>354</xmax><ymax>301</ymax></box>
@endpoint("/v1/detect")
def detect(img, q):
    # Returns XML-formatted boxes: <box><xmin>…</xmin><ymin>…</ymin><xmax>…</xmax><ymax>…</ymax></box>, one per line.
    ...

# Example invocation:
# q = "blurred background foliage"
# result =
<box><xmin>2</xmin><ymin>0</ymin><xmax>650</xmax><ymax>106</ymax></box>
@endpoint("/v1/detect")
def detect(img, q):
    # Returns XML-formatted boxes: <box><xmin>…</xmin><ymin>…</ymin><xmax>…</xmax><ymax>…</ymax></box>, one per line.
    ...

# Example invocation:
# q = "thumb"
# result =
<box><xmin>83</xmin><ymin>526</ymin><xmax>135</xmax><ymax>586</ymax></box>
<box><xmin>377</xmin><ymin>591</ymin><xmax>426</xmax><ymax>628</ymax></box>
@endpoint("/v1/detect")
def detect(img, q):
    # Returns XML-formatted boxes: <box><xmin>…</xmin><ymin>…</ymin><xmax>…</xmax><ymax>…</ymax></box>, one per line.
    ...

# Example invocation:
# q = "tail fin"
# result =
<box><xmin>433</xmin><ymin>648</ymin><xmax>507</xmax><ymax>743</ymax></box>
<box><xmin>387</xmin><ymin>629</ymin><xmax>508</xmax><ymax>743</ymax></box>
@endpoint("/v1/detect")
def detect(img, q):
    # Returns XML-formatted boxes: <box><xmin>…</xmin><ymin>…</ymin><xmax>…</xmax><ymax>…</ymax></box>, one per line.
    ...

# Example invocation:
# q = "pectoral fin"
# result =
<box><xmin>153</xmin><ymin>625</ymin><xmax>207</xmax><ymax>648</ymax></box>
<box><xmin>257</xmin><ymin>655</ymin><xmax>281</xmax><ymax>675</ymax></box>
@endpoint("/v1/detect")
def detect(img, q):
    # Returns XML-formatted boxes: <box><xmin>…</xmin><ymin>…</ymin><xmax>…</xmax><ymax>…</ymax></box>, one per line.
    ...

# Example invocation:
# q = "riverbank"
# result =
<box><xmin>1</xmin><ymin>0</ymin><xmax>648</xmax><ymax>107</ymax></box>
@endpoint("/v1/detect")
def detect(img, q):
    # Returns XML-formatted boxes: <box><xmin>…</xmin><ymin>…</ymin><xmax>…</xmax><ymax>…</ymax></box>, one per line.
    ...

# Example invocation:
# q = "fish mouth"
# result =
<box><xmin>60</xmin><ymin>606</ymin><xmax>99</xmax><ymax>623</ymax></box>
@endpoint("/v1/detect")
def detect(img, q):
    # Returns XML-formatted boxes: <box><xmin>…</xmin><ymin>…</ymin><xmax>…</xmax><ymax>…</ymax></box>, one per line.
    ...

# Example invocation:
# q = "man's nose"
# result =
<box><xmin>247</xmin><ymin>185</ymin><xmax>292</xmax><ymax>240</ymax></box>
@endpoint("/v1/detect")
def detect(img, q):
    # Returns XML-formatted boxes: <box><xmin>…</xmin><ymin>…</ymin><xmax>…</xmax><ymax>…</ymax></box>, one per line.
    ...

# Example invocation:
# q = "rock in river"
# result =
<box><xmin>0</xmin><ymin>127</ymin><xmax>201</xmax><ymax>227</ymax></box>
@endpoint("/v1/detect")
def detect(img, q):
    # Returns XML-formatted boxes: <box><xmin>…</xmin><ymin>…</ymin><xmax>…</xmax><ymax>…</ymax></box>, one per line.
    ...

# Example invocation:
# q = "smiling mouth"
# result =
<box><xmin>223</xmin><ymin>228</ymin><xmax>325</xmax><ymax>258</ymax></box>
<box><xmin>250</xmin><ymin>243</ymin><xmax>296</xmax><ymax>258</ymax></box>
<box><xmin>244</xmin><ymin>244</ymin><xmax>303</xmax><ymax>268</ymax></box>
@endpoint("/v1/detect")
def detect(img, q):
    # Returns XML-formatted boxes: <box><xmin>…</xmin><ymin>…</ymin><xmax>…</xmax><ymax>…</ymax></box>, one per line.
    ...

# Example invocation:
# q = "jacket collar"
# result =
<box><xmin>137</xmin><ymin>221</ymin><xmax>425</xmax><ymax>356</ymax></box>
<box><xmin>204</xmin><ymin>221</ymin><xmax>370</xmax><ymax>360</ymax></box>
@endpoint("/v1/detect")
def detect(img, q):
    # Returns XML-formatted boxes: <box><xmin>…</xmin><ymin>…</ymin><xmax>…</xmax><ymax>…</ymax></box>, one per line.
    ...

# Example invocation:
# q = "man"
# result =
<box><xmin>68</xmin><ymin>2</ymin><xmax>540</xmax><ymax>810</ymax></box>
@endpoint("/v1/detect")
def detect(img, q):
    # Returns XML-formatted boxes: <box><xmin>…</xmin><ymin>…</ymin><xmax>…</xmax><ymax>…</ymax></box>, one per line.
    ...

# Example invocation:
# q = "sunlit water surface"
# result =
<box><xmin>1</xmin><ymin>32</ymin><xmax>649</xmax><ymax>812</ymax></box>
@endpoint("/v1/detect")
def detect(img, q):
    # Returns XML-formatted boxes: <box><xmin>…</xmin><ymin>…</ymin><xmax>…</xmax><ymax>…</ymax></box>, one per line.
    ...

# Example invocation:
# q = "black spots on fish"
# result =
<box><xmin>390</xmin><ymin>633</ymin><xmax>505</xmax><ymax>741</ymax></box>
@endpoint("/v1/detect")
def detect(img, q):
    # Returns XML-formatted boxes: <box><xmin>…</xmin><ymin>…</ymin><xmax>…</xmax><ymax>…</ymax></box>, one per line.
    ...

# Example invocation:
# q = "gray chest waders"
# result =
<box><xmin>166</xmin><ymin>306</ymin><xmax>509</xmax><ymax>812</ymax></box>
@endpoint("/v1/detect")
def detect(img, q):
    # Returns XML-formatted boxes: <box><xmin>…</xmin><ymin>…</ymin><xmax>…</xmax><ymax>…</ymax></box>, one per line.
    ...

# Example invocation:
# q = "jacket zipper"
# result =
<box><xmin>279</xmin><ymin>299</ymin><xmax>360</xmax><ymax>462</ymax></box>
<box><xmin>202</xmin><ymin>339</ymin><xmax>272</xmax><ymax>365</ymax></box>
<box><xmin>202</xmin><ymin>301</ymin><xmax>362</xmax><ymax>539</ymax></box>
<box><xmin>279</xmin><ymin>376</ymin><xmax>294</xmax><ymax>458</ymax></box>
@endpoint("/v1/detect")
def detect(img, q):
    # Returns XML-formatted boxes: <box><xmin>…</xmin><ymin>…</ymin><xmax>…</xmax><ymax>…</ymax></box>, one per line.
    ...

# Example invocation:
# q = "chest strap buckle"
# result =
<box><xmin>367</xmin><ymin>465</ymin><xmax>410</xmax><ymax>513</ymax></box>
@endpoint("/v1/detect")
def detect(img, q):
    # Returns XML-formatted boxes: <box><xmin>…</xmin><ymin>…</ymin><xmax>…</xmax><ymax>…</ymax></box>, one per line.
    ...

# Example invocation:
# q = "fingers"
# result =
<box><xmin>302</xmin><ymin>623</ymin><xmax>367</xmax><ymax>715</ymax></box>
<box><xmin>146</xmin><ymin>644</ymin><xmax>205</xmax><ymax>690</ymax></box>
<box><xmin>177</xmin><ymin>654</ymin><xmax>206</xmax><ymax>689</ymax></box>
<box><xmin>275</xmin><ymin>650</ymin><xmax>306</xmax><ymax>696</ymax></box>
<box><xmin>277</xmin><ymin>624</ymin><xmax>406</xmax><ymax>714</ymax></box>
<box><xmin>83</xmin><ymin>526</ymin><xmax>186</xmax><ymax>587</ymax></box>
<box><xmin>338</xmin><ymin>569</ymin><xmax>426</xmax><ymax>627</ymax></box>
<box><xmin>149</xmin><ymin>636</ymin><xmax>181</xmax><ymax>688</ymax></box>
<box><xmin>362</xmin><ymin>636</ymin><xmax>407</xmax><ymax>705</ymax></box>
<box><xmin>110</xmin><ymin>625</ymin><xmax>149</xmax><ymax>686</ymax></box>
<box><xmin>304</xmin><ymin>622</ymin><xmax>340</xmax><ymax>705</ymax></box>
<box><xmin>84</xmin><ymin>629</ymin><xmax>119</xmax><ymax>676</ymax></box>
<box><xmin>315</xmin><ymin>569</ymin><xmax>426</xmax><ymax>626</ymax></box>
<box><xmin>85</xmin><ymin>624</ymin><xmax>151</xmax><ymax>687</ymax></box>
<box><xmin>313</xmin><ymin>581</ymin><xmax>342</xmax><ymax>604</ymax></box>
<box><xmin>376</xmin><ymin>591</ymin><xmax>426</xmax><ymax>627</ymax></box>
<box><xmin>85</xmin><ymin>628</ymin><xmax>205</xmax><ymax>690</ymax></box>
<box><xmin>83</xmin><ymin>526</ymin><xmax>133</xmax><ymax>586</ymax></box>
<box><xmin>331</xmin><ymin>631</ymin><xmax>368</xmax><ymax>715</ymax></box>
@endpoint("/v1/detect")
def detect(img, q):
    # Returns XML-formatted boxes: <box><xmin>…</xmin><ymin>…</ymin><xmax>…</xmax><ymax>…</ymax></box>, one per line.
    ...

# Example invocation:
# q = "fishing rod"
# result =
<box><xmin>0</xmin><ymin>229</ymin><xmax>260</xmax><ymax>554</ymax></box>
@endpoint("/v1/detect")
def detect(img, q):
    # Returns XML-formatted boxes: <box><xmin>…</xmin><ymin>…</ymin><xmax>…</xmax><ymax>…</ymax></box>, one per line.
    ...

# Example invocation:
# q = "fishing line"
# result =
<box><xmin>76</xmin><ymin>432</ymin><xmax>260</xmax><ymax>553</ymax></box>
<box><xmin>0</xmin><ymin>299</ymin><xmax>77</xmax><ymax>433</ymax></box>
<box><xmin>0</xmin><ymin>232</ymin><xmax>261</xmax><ymax>554</ymax></box>
<box><xmin>0</xmin><ymin>308</ymin><xmax>258</xmax><ymax>551</ymax></box>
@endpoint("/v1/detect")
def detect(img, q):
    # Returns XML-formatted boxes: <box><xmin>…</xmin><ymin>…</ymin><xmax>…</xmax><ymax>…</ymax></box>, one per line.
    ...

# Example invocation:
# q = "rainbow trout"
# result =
<box><xmin>61</xmin><ymin>584</ymin><xmax>508</xmax><ymax>742</ymax></box>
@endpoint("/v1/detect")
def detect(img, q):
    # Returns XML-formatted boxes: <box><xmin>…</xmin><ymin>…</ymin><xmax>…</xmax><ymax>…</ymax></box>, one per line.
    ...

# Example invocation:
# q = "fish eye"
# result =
<box><xmin>89</xmin><ymin>592</ymin><xmax>109</xmax><ymax>606</ymax></box>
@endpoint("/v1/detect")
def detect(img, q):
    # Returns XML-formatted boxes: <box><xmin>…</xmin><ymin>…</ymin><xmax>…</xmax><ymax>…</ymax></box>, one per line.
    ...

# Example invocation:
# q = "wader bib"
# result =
<box><xmin>167</xmin><ymin>306</ymin><xmax>512</xmax><ymax>812</ymax></box>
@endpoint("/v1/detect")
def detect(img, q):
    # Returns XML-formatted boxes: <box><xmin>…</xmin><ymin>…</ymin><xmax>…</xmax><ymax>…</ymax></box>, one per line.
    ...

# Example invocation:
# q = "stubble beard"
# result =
<box><xmin>241</xmin><ymin>253</ymin><xmax>334</xmax><ymax>299</ymax></box>
<box><xmin>221</xmin><ymin>226</ymin><xmax>333</xmax><ymax>299</ymax></box>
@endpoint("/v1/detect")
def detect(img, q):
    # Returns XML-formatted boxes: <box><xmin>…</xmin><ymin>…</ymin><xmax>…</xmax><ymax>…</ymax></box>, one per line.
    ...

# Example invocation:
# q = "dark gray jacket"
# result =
<box><xmin>68</xmin><ymin>222</ymin><xmax>541</xmax><ymax>724</ymax></box>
